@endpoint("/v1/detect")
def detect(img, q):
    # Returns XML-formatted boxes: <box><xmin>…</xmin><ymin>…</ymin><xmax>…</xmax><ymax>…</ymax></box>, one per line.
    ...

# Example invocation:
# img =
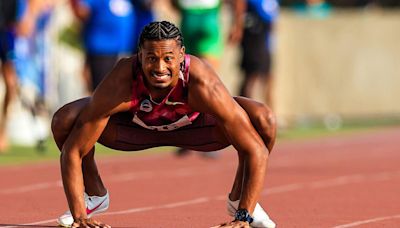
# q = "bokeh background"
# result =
<box><xmin>0</xmin><ymin>0</ymin><xmax>399</xmax><ymax>160</ymax></box>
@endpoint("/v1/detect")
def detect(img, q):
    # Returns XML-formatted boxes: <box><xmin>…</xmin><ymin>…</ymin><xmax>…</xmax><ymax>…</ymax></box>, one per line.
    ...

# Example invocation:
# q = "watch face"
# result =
<box><xmin>236</xmin><ymin>210</ymin><xmax>246</xmax><ymax>220</ymax></box>
<box><xmin>235</xmin><ymin>209</ymin><xmax>254</xmax><ymax>223</ymax></box>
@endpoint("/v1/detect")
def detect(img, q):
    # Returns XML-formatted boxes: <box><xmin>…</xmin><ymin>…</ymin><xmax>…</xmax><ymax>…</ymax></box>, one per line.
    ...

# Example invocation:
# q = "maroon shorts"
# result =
<box><xmin>100</xmin><ymin>112</ymin><xmax>229</xmax><ymax>152</ymax></box>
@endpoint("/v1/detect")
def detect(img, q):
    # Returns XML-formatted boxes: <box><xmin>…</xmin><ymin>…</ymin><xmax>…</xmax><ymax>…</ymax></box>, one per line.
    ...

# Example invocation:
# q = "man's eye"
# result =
<box><xmin>165</xmin><ymin>56</ymin><xmax>173</xmax><ymax>61</ymax></box>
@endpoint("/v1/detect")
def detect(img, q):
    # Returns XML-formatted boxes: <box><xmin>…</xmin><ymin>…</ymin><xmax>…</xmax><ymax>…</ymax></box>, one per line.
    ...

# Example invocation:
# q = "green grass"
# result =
<box><xmin>279</xmin><ymin>116</ymin><xmax>400</xmax><ymax>140</ymax></box>
<box><xmin>1</xmin><ymin>118</ymin><xmax>399</xmax><ymax>166</ymax></box>
<box><xmin>0</xmin><ymin>139</ymin><xmax>174</xmax><ymax>166</ymax></box>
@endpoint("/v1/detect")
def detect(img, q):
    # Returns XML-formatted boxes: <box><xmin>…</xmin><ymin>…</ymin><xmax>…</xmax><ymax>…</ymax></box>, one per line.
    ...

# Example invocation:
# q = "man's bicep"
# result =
<box><xmin>188</xmin><ymin>57</ymin><xmax>238</xmax><ymax>121</ymax></box>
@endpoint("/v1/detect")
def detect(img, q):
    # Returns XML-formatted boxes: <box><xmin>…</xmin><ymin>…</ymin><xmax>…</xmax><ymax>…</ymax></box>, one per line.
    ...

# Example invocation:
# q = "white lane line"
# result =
<box><xmin>0</xmin><ymin>181</ymin><xmax>63</xmax><ymax>194</ymax></box>
<box><xmin>2</xmin><ymin>169</ymin><xmax>398</xmax><ymax>196</ymax></box>
<box><xmin>0</xmin><ymin>218</ymin><xmax>57</xmax><ymax>228</ymax></box>
<box><xmin>4</xmin><ymin>171</ymin><xmax>398</xmax><ymax>228</ymax></box>
<box><xmin>0</xmin><ymin>166</ymin><xmax>233</xmax><ymax>195</ymax></box>
<box><xmin>265</xmin><ymin>183</ymin><xmax>304</xmax><ymax>194</ymax></box>
<box><xmin>1</xmin><ymin>171</ymin><xmax>400</xmax><ymax>227</ymax></box>
<box><xmin>332</xmin><ymin>214</ymin><xmax>400</xmax><ymax>228</ymax></box>
<box><xmin>0</xmin><ymin>183</ymin><xmax>312</xmax><ymax>227</ymax></box>
<box><xmin>0</xmin><ymin>198</ymin><xmax>211</xmax><ymax>228</ymax></box>
<box><xmin>105</xmin><ymin>197</ymin><xmax>210</xmax><ymax>216</ymax></box>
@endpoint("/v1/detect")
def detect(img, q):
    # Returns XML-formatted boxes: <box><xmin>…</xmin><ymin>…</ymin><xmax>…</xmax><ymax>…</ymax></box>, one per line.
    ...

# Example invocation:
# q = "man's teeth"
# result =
<box><xmin>153</xmin><ymin>73</ymin><xmax>169</xmax><ymax>78</ymax></box>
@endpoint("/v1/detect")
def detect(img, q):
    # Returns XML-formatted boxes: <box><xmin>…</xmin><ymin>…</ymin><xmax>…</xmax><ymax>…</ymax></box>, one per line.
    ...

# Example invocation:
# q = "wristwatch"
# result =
<box><xmin>234</xmin><ymin>209</ymin><xmax>254</xmax><ymax>224</ymax></box>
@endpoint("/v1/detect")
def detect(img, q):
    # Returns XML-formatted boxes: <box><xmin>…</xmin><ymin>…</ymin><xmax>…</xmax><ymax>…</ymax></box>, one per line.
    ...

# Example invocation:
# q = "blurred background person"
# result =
<box><xmin>131</xmin><ymin>0</ymin><xmax>155</xmax><ymax>50</ymax></box>
<box><xmin>0</xmin><ymin>0</ymin><xmax>55</xmax><ymax>152</ymax></box>
<box><xmin>6</xmin><ymin>0</ymin><xmax>58</xmax><ymax>152</ymax></box>
<box><xmin>171</xmin><ymin>0</ymin><xmax>245</xmax><ymax>70</ymax></box>
<box><xmin>239</xmin><ymin>0</ymin><xmax>279</xmax><ymax>108</ymax></box>
<box><xmin>70</xmin><ymin>0</ymin><xmax>136</xmax><ymax>93</ymax></box>
<box><xmin>0</xmin><ymin>0</ymin><xmax>19</xmax><ymax>153</ymax></box>
<box><xmin>15</xmin><ymin>0</ymin><xmax>55</xmax><ymax>100</ymax></box>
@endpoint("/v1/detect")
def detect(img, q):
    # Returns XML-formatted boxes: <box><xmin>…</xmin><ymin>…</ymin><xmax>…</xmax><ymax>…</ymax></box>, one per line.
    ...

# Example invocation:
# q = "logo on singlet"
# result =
<box><xmin>165</xmin><ymin>99</ymin><xmax>185</xmax><ymax>106</ymax></box>
<box><xmin>140</xmin><ymin>99</ymin><xmax>153</xmax><ymax>112</ymax></box>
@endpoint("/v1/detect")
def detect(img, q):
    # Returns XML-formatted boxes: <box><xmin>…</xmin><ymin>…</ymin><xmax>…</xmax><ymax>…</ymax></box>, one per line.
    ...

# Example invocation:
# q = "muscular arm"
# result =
<box><xmin>188</xmin><ymin>56</ymin><xmax>269</xmax><ymax>213</ymax></box>
<box><xmin>60</xmin><ymin>58</ymin><xmax>132</xmax><ymax>221</ymax></box>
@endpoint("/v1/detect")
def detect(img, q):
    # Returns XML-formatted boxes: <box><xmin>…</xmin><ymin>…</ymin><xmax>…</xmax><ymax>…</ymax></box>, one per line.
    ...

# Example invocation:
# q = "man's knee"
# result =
<box><xmin>51</xmin><ymin>98</ymin><xmax>88</xmax><ymax>138</ymax></box>
<box><xmin>253</xmin><ymin>104</ymin><xmax>276</xmax><ymax>132</ymax></box>
<box><xmin>51</xmin><ymin>104</ymin><xmax>78</xmax><ymax>139</ymax></box>
<box><xmin>252</xmin><ymin>104</ymin><xmax>277</xmax><ymax>152</ymax></box>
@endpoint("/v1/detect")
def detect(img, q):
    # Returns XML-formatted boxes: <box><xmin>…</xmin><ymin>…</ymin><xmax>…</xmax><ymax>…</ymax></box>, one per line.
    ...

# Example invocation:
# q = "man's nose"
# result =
<box><xmin>155</xmin><ymin>60</ymin><xmax>166</xmax><ymax>72</ymax></box>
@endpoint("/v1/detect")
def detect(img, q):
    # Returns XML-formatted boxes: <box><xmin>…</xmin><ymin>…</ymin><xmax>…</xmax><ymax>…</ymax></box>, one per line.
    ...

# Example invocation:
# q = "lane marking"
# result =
<box><xmin>0</xmin><ymin>198</ymin><xmax>211</xmax><ymax>228</ymax></box>
<box><xmin>2</xmin><ymin>170</ymin><xmax>399</xmax><ymax>196</ymax></box>
<box><xmin>0</xmin><ymin>181</ymin><xmax>63</xmax><ymax>194</ymax></box>
<box><xmin>0</xmin><ymin>166</ymin><xmax>234</xmax><ymax>195</ymax></box>
<box><xmin>332</xmin><ymin>214</ymin><xmax>400</xmax><ymax>228</ymax></box>
<box><xmin>104</xmin><ymin>197</ymin><xmax>209</xmax><ymax>216</ymax></box>
<box><xmin>2</xmin><ymin>171</ymin><xmax>399</xmax><ymax>228</ymax></box>
<box><xmin>0</xmin><ymin>218</ymin><xmax>56</xmax><ymax>228</ymax></box>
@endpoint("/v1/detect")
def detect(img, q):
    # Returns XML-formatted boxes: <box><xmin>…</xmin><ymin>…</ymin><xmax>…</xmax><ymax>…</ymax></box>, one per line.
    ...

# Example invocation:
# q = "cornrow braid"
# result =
<box><xmin>138</xmin><ymin>21</ymin><xmax>184</xmax><ymax>49</ymax></box>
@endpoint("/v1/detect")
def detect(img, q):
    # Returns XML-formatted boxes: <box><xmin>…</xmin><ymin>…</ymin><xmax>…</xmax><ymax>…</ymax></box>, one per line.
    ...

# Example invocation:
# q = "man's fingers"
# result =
<box><xmin>71</xmin><ymin>218</ymin><xmax>111</xmax><ymax>228</ymax></box>
<box><xmin>209</xmin><ymin>221</ymin><xmax>231</xmax><ymax>228</ymax></box>
<box><xmin>211</xmin><ymin>221</ymin><xmax>250</xmax><ymax>228</ymax></box>
<box><xmin>209</xmin><ymin>224</ymin><xmax>224</xmax><ymax>228</ymax></box>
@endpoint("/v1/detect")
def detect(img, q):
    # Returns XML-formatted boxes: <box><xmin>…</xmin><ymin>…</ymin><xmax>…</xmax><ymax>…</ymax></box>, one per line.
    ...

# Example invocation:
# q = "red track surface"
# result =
<box><xmin>0</xmin><ymin>127</ymin><xmax>399</xmax><ymax>228</ymax></box>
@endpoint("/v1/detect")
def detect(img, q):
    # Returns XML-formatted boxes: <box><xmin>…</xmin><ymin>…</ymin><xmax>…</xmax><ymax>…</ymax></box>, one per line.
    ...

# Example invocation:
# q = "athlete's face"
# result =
<box><xmin>139</xmin><ymin>39</ymin><xmax>185</xmax><ymax>91</ymax></box>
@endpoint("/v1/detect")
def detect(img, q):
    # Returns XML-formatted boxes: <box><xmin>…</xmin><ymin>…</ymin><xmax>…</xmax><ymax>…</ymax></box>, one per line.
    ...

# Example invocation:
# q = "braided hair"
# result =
<box><xmin>138</xmin><ymin>21</ymin><xmax>184</xmax><ymax>49</ymax></box>
<box><xmin>137</xmin><ymin>21</ymin><xmax>185</xmax><ymax>72</ymax></box>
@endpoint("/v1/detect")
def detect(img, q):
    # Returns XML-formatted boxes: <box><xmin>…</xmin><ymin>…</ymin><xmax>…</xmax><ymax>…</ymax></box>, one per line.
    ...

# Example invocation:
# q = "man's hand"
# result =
<box><xmin>72</xmin><ymin>218</ymin><xmax>111</xmax><ymax>228</ymax></box>
<box><xmin>211</xmin><ymin>220</ymin><xmax>250</xmax><ymax>228</ymax></box>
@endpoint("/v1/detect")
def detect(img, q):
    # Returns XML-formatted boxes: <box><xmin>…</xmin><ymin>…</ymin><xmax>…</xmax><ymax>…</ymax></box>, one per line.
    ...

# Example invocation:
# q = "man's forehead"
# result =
<box><xmin>142</xmin><ymin>39</ymin><xmax>180</xmax><ymax>52</ymax></box>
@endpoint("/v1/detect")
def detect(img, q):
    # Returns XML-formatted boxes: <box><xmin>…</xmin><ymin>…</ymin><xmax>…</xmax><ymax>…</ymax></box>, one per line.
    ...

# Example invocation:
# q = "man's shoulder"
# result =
<box><xmin>187</xmin><ymin>54</ymin><xmax>203</xmax><ymax>82</ymax></box>
<box><xmin>112</xmin><ymin>55</ymin><xmax>136</xmax><ymax>76</ymax></box>
<box><xmin>187</xmin><ymin>54</ymin><xmax>221</xmax><ymax>94</ymax></box>
<box><xmin>187</xmin><ymin>54</ymin><xmax>215</xmax><ymax>79</ymax></box>
<box><xmin>187</xmin><ymin>54</ymin><xmax>204</xmax><ymax>71</ymax></box>
<box><xmin>118</xmin><ymin>55</ymin><xmax>136</xmax><ymax>65</ymax></box>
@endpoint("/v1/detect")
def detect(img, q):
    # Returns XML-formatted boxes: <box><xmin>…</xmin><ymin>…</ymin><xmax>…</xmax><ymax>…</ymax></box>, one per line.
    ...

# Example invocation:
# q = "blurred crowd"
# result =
<box><xmin>0</xmin><ymin>0</ymin><xmax>157</xmax><ymax>153</ymax></box>
<box><xmin>0</xmin><ymin>0</ymin><xmax>398</xmax><ymax>153</ymax></box>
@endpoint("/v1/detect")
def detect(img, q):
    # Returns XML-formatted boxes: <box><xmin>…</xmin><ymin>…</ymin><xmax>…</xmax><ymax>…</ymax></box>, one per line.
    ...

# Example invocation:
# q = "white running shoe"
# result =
<box><xmin>57</xmin><ymin>191</ymin><xmax>110</xmax><ymax>227</ymax></box>
<box><xmin>227</xmin><ymin>195</ymin><xmax>276</xmax><ymax>228</ymax></box>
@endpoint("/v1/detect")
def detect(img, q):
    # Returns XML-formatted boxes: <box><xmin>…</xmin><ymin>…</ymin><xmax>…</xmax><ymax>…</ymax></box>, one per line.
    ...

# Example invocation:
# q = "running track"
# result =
<box><xmin>0</xmin><ymin>127</ymin><xmax>399</xmax><ymax>227</ymax></box>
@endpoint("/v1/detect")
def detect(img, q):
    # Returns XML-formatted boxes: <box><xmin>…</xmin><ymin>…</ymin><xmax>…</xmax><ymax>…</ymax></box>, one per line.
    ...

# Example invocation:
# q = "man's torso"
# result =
<box><xmin>129</xmin><ymin>54</ymin><xmax>200</xmax><ymax>131</ymax></box>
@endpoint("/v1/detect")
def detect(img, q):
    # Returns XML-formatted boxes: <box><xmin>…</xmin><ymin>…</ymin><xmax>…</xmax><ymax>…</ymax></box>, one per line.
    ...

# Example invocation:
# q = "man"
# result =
<box><xmin>171</xmin><ymin>0</ymin><xmax>245</xmax><ymax>69</ymax></box>
<box><xmin>53</xmin><ymin>21</ymin><xmax>277</xmax><ymax>228</ymax></box>
<box><xmin>130</xmin><ymin>0</ymin><xmax>155</xmax><ymax>49</ymax></box>
<box><xmin>70</xmin><ymin>0</ymin><xmax>136</xmax><ymax>92</ymax></box>
<box><xmin>239</xmin><ymin>0</ymin><xmax>279</xmax><ymax>107</ymax></box>
<box><xmin>0</xmin><ymin>0</ymin><xmax>18</xmax><ymax>152</ymax></box>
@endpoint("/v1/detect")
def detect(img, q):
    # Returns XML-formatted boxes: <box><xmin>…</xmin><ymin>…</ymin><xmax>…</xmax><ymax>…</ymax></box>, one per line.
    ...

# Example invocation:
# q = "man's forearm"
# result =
<box><xmin>61</xmin><ymin>151</ymin><xmax>87</xmax><ymax>220</ymax></box>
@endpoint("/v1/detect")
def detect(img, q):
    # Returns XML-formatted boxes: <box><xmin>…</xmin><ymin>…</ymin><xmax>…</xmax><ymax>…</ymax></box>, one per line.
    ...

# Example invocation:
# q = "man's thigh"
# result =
<box><xmin>99</xmin><ymin>112</ymin><xmax>230</xmax><ymax>152</ymax></box>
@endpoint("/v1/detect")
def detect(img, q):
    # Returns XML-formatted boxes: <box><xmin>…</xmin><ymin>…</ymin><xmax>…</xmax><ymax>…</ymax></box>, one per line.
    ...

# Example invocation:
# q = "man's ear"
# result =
<box><xmin>179</xmin><ymin>46</ymin><xmax>185</xmax><ymax>62</ymax></box>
